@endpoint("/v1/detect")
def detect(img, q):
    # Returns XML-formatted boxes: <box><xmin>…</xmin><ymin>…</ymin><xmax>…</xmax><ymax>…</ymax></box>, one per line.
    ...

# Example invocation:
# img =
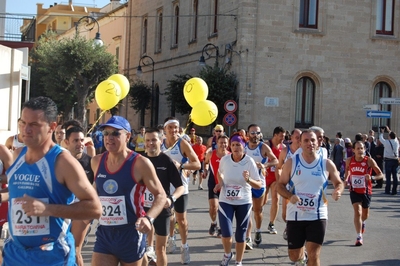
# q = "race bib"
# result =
<box><xmin>270</xmin><ymin>166</ymin><xmax>276</xmax><ymax>172</ymax></box>
<box><xmin>351</xmin><ymin>175</ymin><xmax>366</xmax><ymax>189</ymax></box>
<box><xmin>137</xmin><ymin>143</ymin><xmax>145</xmax><ymax>149</ymax></box>
<box><xmin>143</xmin><ymin>189</ymin><xmax>154</xmax><ymax>208</ymax></box>
<box><xmin>296</xmin><ymin>192</ymin><xmax>317</xmax><ymax>212</ymax></box>
<box><xmin>225</xmin><ymin>184</ymin><xmax>243</xmax><ymax>200</ymax></box>
<box><xmin>99</xmin><ymin>196</ymin><xmax>128</xmax><ymax>226</ymax></box>
<box><xmin>11</xmin><ymin>198</ymin><xmax>50</xmax><ymax>236</ymax></box>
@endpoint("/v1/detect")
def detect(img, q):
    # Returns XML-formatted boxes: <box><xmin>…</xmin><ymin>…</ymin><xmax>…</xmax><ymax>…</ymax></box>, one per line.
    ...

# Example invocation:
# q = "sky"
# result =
<box><xmin>6</xmin><ymin>0</ymin><xmax>111</xmax><ymax>16</ymax></box>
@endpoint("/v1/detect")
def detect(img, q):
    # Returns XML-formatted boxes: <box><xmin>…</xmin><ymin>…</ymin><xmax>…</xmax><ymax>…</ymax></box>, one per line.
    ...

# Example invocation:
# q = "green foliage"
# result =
<box><xmin>30</xmin><ymin>32</ymin><xmax>117</xmax><ymax>124</ymax></box>
<box><xmin>128</xmin><ymin>79</ymin><xmax>152</xmax><ymax>113</ymax></box>
<box><xmin>165</xmin><ymin>74</ymin><xmax>193</xmax><ymax>115</ymax></box>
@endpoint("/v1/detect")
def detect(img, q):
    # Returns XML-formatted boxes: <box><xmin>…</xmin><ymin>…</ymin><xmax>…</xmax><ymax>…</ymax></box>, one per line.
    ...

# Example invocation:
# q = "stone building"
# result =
<box><xmin>124</xmin><ymin>0</ymin><xmax>400</xmax><ymax>138</ymax></box>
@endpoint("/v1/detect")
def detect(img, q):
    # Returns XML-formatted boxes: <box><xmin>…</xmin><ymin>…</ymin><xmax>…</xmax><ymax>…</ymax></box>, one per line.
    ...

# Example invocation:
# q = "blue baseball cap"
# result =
<box><xmin>99</xmin><ymin>116</ymin><xmax>131</xmax><ymax>132</ymax></box>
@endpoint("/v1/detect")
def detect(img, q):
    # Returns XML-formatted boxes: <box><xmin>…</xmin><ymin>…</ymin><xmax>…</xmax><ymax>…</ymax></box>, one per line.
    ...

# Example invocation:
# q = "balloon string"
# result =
<box><xmin>87</xmin><ymin>110</ymin><xmax>107</xmax><ymax>135</ymax></box>
<box><xmin>182</xmin><ymin>115</ymin><xmax>192</xmax><ymax>135</ymax></box>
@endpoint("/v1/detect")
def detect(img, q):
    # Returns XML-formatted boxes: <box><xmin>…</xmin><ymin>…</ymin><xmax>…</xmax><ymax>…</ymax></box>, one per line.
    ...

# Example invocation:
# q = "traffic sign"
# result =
<box><xmin>224</xmin><ymin>100</ymin><xmax>237</xmax><ymax>113</ymax></box>
<box><xmin>223</xmin><ymin>113</ymin><xmax>237</xmax><ymax>126</ymax></box>
<box><xmin>363</xmin><ymin>104</ymin><xmax>379</xmax><ymax>110</ymax></box>
<box><xmin>366</xmin><ymin>110</ymin><xmax>392</xmax><ymax>118</ymax></box>
<box><xmin>380</xmin><ymin>98</ymin><xmax>400</xmax><ymax>105</ymax></box>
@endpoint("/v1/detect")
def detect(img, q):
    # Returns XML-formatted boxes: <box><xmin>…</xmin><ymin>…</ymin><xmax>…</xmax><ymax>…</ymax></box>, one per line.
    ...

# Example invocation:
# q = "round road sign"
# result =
<box><xmin>223</xmin><ymin>113</ymin><xmax>237</xmax><ymax>126</ymax></box>
<box><xmin>224</xmin><ymin>100</ymin><xmax>237</xmax><ymax>113</ymax></box>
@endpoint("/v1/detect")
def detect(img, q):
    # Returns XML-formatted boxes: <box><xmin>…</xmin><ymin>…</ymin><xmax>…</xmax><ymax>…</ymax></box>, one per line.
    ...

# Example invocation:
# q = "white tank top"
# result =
<box><xmin>286</xmin><ymin>153</ymin><xmax>329</xmax><ymax>221</ymax></box>
<box><xmin>12</xmin><ymin>135</ymin><xmax>25</xmax><ymax>150</ymax></box>
<box><xmin>161</xmin><ymin>138</ymin><xmax>189</xmax><ymax>195</ymax></box>
<box><xmin>245</xmin><ymin>142</ymin><xmax>266</xmax><ymax>188</ymax></box>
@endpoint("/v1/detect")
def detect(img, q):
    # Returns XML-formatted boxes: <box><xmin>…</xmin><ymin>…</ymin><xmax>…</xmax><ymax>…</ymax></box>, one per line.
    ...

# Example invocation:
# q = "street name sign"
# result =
<box><xmin>379</xmin><ymin>98</ymin><xmax>400</xmax><ymax>105</ymax></box>
<box><xmin>366</xmin><ymin>110</ymin><xmax>391</xmax><ymax>118</ymax></box>
<box><xmin>362</xmin><ymin>104</ymin><xmax>379</xmax><ymax>110</ymax></box>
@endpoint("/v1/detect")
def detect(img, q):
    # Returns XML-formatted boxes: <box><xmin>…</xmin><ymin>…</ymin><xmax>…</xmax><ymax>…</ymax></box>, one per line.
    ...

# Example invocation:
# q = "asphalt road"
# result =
<box><xmin>82</xmin><ymin>181</ymin><xmax>400</xmax><ymax>265</ymax></box>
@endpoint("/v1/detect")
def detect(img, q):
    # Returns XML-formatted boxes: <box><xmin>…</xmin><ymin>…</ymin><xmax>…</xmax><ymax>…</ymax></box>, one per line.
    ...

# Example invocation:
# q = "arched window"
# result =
<box><xmin>373</xmin><ymin>81</ymin><xmax>392</xmax><ymax>128</ymax></box>
<box><xmin>295</xmin><ymin>77</ymin><xmax>315</xmax><ymax>128</ymax></box>
<box><xmin>142</xmin><ymin>18</ymin><xmax>147</xmax><ymax>54</ymax></box>
<box><xmin>173</xmin><ymin>6</ymin><xmax>179</xmax><ymax>46</ymax></box>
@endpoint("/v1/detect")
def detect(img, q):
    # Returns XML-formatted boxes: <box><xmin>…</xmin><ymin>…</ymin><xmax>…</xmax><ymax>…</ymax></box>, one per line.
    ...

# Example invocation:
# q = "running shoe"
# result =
<box><xmin>235</xmin><ymin>262</ymin><xmax>242</xmax><ymax>266</ymax></box>
<box><xmin>209</xmin><ymin>222</ymin><xmax>218</xmax><ymax>236</ymax></box>
<box><xmin>220</xmin><ymin>252</ymin><xmax>234</xmax><ymax>266</ymax></box>
<box><xmin>362</xmin><ymin>222</ymin><xmax>365</xmax><ymax>234</ymax></box>
<box><xmin>180</xmin><ymin>246</ymin><xmax>190</xmax><ymax>264</ymax></box>
<box><xmin>174</xmin><ymin>222</ymin><xmax>180</xmax><ymax>234</ymax></box>
<box><xmin>198</xmin><ymin>186</ymin><xmax>203</xmax><ymax>190</ymax></box>
<box><xmin>355</xmin><ymin>236</ymin><xmax>363</xmax><ymax>246</ymax></box>
<box><xmin>217</xmin><ymin>228</ymin><xmax>222</xmax><ymax>238</ymax></box>
<box><xmin>254</xmin><ymin>231</ymin><xmax>262</xmax><ymax>245</ymax></box>
<box><xmin>146</xmin><ymin>249</ymin><xmax>157</xmax><ymax>265</ymax></box>
<box><xmin>294</xmin><ymin>251</ymin><xmax>308</xmax><ymax>266</ymax></box>
<box><xmin>245</xmin><ymin>238</ymin><xmax>253</xmax><ymax>250</ymax></box>
<box><xmin>167</xmin><ymin>236</ymin><xmax>176</xmax><ymax>254</ymax></box>
<box><xmin>267</xmin><ymin>223</ymin><xmax>278</xmax><ymax>234</ymax></box>
<box><xmin>283</xmin><ymin>227</ymin><xmax>288</xmax><ymax>240</ymax></box>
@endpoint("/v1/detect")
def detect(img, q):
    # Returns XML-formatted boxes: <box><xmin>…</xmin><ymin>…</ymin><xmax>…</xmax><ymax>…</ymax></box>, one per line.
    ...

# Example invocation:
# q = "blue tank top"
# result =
<box><xmin>245</xmin><ymin>142</ymin><xmax>267</xmax><ymax>188</ymax></box>
<box><xmin>95</xmin><ymin>151</ymin><xmax>146</xmax><ymax>227</ymax></box>
<box><xmin>211</xmin><ymin>136</ymin><xmax>217</xmax><ymax>150</ymax></box>
<box><xmin>6</xmin><ymin>145</ymin><xmax>74</xmax><ymax>248</ymax></box>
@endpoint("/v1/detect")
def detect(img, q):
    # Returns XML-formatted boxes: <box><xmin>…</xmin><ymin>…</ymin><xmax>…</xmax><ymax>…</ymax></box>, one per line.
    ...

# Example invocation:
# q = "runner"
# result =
<box><xmin>132</xmin><ymin>126</ymin><xmax>146</xmax><ymax>155</ymax></box>
<box><xmin>275</xmin><ymin>128</ymin><xmax>302</xmax><ymax>241</ymax></box>
<box><xmin>161</xmin><ymin>117</ymin><xmax>200</xmax><ymax>264</ymax></box>
<box><xmin>192</xmin><ymin>136</ymin><xmax>207</xmax><ymax>190</ymax></box>
<box><xmin>207</xmin><ymin>124</ymin><xmax>225</xmax><ymax>150</ymax></box>
<box><xmin>5</xmin><ymin>118</ymin><xmax>25</xmax><ymax>151</ymax></box>
<box><xmin>144</xmin><ymin>128</ymin><xmax>184</xmax><ymax>266</ymax></box>
<box><xmin>203</xmin><ymin>135</ymin><xmax>230</xmax><ymax>237</ymax></box>
<box><xmin>277</xmin><ymin>129</ymin><xmax>343</xmax><ymax>266</ymax></box>
<box><xmin>244</xmin><ymin>124</ymin><xmax>278</xmax><ymax>248</ymax></box>
<box><xmin>344</xmin><ymin>141</ymin><xmax>383</xmax><ymax>246</ymax></box>
<box><xmin>3</xmin><ymin>96</ymin><xmax>101</xmax><ymax>265</ymax></box>
<box><xmin>264</xmin><ymin>126</ymin><xmax>286</xmax><ymax>234</ymax></box>
<box><xmin>216</xmin><ymin>132</ymin><xmax>261</xmax><ymax>266</ymax></box>
<box><xmin>64</xmin><ymin>126</ymin><xmax>95</xmax><ymax>266</ymax></box>
<box><xmin>0</xmin><ymin>144</ymin><xmax>12</xmax><ymax>264</ymax></box>
<box><xmin>91</xmin><ymin>116</ymin><xmax>166</xmax><ymax>266</ymax></box>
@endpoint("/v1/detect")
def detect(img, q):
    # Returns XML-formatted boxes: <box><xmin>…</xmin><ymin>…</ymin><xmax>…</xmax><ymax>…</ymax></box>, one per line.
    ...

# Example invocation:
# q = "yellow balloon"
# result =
<box><xmin>95</xmin><ymin>80</ymin><xmax>121</xmax><ymax>110</ymax></box>
<box><xmin>108</xmin><ymin>74</ymin><xmax>130</xmax><ymax>100</ymax></box>
<box><xmin>183</xmin><ymin>77</ymin><xmax>208</xmax><ymax>107</ymax></box>
<box><xmin>190</xmin><ymin>100</ymin><xmax>218</xmax><ymax>126</ymax></box>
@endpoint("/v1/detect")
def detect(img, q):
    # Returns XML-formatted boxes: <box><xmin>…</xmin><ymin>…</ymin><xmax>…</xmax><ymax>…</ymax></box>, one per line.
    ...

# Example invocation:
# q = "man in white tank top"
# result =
<box><xmin>277</xmin><ymin>130</ymin><xmax>343</xmax><ymax>266</ymax></box>
<box><xmin>5</xmin><ymin>119</ymin><xmax>24</xmax><ymax>151</ymax></box>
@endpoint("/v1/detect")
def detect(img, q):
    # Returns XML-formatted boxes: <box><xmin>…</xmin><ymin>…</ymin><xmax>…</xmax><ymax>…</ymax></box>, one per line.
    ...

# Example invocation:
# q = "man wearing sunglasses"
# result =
<box><xmin>244</xmin><ymin>124</ymin><xmax>278</xmax><ymax>248</ymax></box>
<box><xmin>207</xmin><ymin>124</ymin><xmax>225</xmax><ymax>150</ymax></box>
<box><xmin>91</xmin><ymin>116</ymin><xmax>167</xmax><ymax>266</ymax></box>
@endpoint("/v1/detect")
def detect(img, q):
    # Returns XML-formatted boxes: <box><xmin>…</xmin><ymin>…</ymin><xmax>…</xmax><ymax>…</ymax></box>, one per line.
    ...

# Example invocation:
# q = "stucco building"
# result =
<box><xmin>124</xmin><ymin>0</ymin><xmax>400</xmax><ymax>138</ymax></box>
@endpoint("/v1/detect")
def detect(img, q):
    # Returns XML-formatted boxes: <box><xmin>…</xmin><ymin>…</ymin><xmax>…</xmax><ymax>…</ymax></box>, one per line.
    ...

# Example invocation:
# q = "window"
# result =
<box><xmin>142</xmin><ymin>18</ymin><xmax>148</xmax><ymax>54</ymax></box>
<box><xmin>173</xmin><ymin>5</ymin><xmax>179</xmax><ymax>46</ymax></box>
<box><xmin>376</xmin><ymin>0</ymin><xmax>394</xmax><ymax>35</ymax></box>
<box><xmin>212</xmin><ymin>0</ymin><xmax>218</xmax><ymax>34</ymax></box>
<box><xmin>299</xmin><ymin>0</ymin><xmax>318</xmax><ymax>29</ymax></box>
<box><xmin>191</xmin><ymin>0</ymin><xmax>198</xmax><ymax>41</ymax></box>
<box><xmin>295</xmin><ymin>77</ymin><xmax>315</xmax><ymax>128</ymax></box>
<box><xmin>156</xmin><ymin>11</ymin><xmax>163</xmax><ymax>52</ymax></box>
<box><xmin>372</xmin><ymin>82</ymin><xmax>392</xmax><ymax>127</ymax></box>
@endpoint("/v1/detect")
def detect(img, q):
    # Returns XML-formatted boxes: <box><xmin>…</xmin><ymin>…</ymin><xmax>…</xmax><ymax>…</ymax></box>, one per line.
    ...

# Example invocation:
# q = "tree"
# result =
<box><xmin>128</xmin><ymin>79</ymin><xmax>152</xmax><ymax>126</ymax></box>
<box><xmin>30</xmin><ymin>32</ymin><xmax>117</xmax><ymax>125</ymax></box>
<box><xmin>165</xmin><ymin>74</ymin><xmax>193</xmax><ymax>116</ymax></box>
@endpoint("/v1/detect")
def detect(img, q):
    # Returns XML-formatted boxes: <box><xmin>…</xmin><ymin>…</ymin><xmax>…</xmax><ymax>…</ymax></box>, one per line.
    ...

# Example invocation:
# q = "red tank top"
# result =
<box><xmin>348</xmin><ymin>156</ymin><xmax>372</xmax><ymax>195</ymax></box>
<box><xmin>267</xmin><ymin>140</ymin><xmax>283</xmax><ymax>177</ymax></box>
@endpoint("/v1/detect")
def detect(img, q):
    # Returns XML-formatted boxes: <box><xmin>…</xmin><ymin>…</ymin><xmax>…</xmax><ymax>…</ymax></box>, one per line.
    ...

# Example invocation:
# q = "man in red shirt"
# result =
<box><xmin>189</xmin><ymin>128</ymin><xmax>197</xmax><ymax>145</ymax></box>
<box><xmin>192</xmin><ymin>136</ymin><xmax>207</xmax><ymax>189</ymax></box>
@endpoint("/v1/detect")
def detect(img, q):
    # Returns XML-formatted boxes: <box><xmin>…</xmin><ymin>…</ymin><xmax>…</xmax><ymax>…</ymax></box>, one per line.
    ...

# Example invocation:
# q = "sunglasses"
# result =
<box><xmin>215</xmin><ymin>130</ymin><xmax>222</xmax><ymax>133</ymax></box>
<box><xmin>102</xmin><ymin>130</ymin><xmax>122</xmax><ymax>137</ymax></box>
<box><xmin>250</xmin><ymin>131</ymin><xmax>261</xmax><ymax>135</ymax></box>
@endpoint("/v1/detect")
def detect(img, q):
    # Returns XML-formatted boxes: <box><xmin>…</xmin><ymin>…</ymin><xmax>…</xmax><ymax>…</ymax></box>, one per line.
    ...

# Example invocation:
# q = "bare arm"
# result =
<box><xmin>343</xmin><ymin>158</ymin><xmax>351</xmax><ymax>184</ymax></box>
<box><xmin>4</xmin><ymin>136</ymin><xmax>13</xmax><ymax>150</ymax></box>
<box><xmin>181</xmin><ymin>140</ymin><xmax>201</xmax><ymax>171</ymax></box>
<box><xmin>368</xmin><ymin>157</ymin><xmax>384</xmax><ymax>180</ymax></box>
<box><xmin>133</xmin><ymin>156</ymin><xmax>166</xmax><ymax>226</ymax></box>
<box><xmin>276</xmin><ymin>158</ymin><xmax>299</xmax><ymax>204</ymax></box>
<box><xmin>275</xmin><ymin>146</ymin><xmax>288</xmax><ymax>182</ymax></box>
<box><xmin>18</xmin><ymin>151</ymin><xmax>102</xmax><ymax>220</ymax></box>
<box><xmin>202</xmin><ymin>149</ymin><xmax>212</xmax><ymax>179</ymax></box>
<box><xmin>327</xmin><ymin>159</ymin><xmax>343</xmax><ymax>201</ymax></box>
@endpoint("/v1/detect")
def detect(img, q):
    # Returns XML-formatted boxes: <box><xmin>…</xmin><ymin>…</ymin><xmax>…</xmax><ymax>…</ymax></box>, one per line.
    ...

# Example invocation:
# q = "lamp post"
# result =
<box><xmin>75</xmin><ymin>15</ymin><xmax>103</xmax><ymax>46</ymax></box>
<box><xmin>199</xmin><ymin>43</ymin><xmax>220</xmax><ymax>67</ymax></box>
<box><xmin>137</xmin><ymin>55</ymin><xmax>155</xmax><ymax>127</ymax></box>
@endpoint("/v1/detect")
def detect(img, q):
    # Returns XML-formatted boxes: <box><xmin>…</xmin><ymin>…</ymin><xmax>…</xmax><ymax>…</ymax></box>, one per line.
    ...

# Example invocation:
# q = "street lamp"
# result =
<box><xmin>199</xmin><ymin>43</ymin><xmax>220</xmax><ymax>67</ymax></box>
<box><xmin>75</xmin><ymin>16</ymin><xmax>103</xmax><ymax>47</ymax></box>
<box><xmin>137</xmin><ymin>55</ymin><xmax>155</xmax><ymax>127</ymax></box>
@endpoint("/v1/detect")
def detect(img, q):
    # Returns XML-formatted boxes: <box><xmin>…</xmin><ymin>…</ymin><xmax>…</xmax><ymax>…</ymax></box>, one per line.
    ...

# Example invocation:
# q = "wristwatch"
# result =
<box><xmin>144</xmin><ymin>215</ymin><xmax>154</xmax><ymax>225</ymax></box>
<box><xmin>170</xmin><ymin>195</ymin><xmax>177</xmax><ymax>203</ymax></box>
